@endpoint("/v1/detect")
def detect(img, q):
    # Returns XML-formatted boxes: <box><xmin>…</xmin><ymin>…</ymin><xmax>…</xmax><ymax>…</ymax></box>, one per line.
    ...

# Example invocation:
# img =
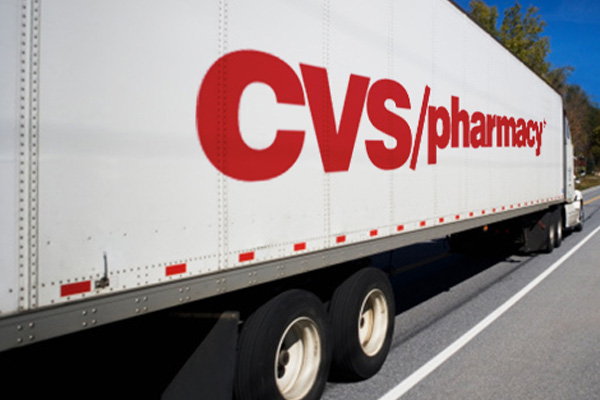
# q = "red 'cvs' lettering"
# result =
<box><xmin>366</xmin><ymin>79</ymin><xmax>413</xmax><ymax>170</ymax></box>
<box><xmin>196</xmin><ymin>50</ymin><xmax>305</xmax><ymax>181</ymax></box>
<box><xmin>300</xmin><ymin>65</ymin><xmax>369</xmax><ymax>173</ymax></box>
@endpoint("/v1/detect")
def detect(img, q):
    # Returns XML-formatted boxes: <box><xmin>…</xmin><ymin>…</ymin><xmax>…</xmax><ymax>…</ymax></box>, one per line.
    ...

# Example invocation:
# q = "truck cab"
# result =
<box><xmin>563</xmin><ymin>116</ymin><xmax>584</xmax><ymax>230</ymax></box>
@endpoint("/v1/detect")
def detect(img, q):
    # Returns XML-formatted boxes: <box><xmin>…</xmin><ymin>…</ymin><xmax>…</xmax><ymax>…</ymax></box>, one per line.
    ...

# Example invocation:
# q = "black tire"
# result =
<box><xmin>555</xmin><ymin>214</ymin><xmax>563</xmax><ymax>248</ymax></box>
<box><xmin>328</xmin><ymin>268</ymin><xmax>395</xmax><ymax>381</ymax></box>
<box><xmin>234</xmin><ymin>290</ymin><xmax>331</xmax><ymax>400</ymax></box>
<box><xmin>543</xmin><ymin>221</ymin><xmax>556</xmax><ymax>253</ymax></box>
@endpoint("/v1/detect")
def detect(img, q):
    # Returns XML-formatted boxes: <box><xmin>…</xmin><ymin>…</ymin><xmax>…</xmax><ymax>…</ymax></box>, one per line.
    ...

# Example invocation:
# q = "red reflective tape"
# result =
<box><xmin>455</xmin><ymin>215</ymin><xmax>460</xmax><ymax>220</ymax></box>
<box><xmin>420</xmin><ymin>221</ymin><xmax>426</xmax><ymax>227</ymax></box>
<box><xmin>492</xmin><ymin>208</ymin><xmax>496</xmax><ymax>212</ymax></box>
<box><xmin>294</xmin><ymin>242</ymin><xmax>306</xmax><ymax>251</ymax></box>
<box><xmin>239</xmin><ymin>252</ymin><xmax>255</xmax><ymax>262</ymax></box>
<box><xmin>439</xmin><ymin>217</ymin><xmax>445</xmax><ymax>223</ymax></box>
<box><xmin>370</xmin><ymin>229</ymin><xmax>378</xmax><ymax>237</ymax></box>
<box><xmin>336</xmin><ymin>235</ymin><xmax>346</xmax><ymax>244</ymax></box>
<box><xmin>60</xmin><ymin>281</ymin><xmax>91</xmax><ymax>297</ymax></box>
<box><xmin>166</xmin><ymin>263</ymin><xmax>187</xmax><ymax>276</ymax></box>
<box><xmin>469</xmin><ymin>212</ymin><xmax>474</xmax><ymax>217</ymax></box>
<box><xmin>397</xmin><ymin>225</ymin><xmax>405</xmax><ymax>232</ymax></box>
<box><xmin>482</xmin><ymin>210</ymin><xmax>486</xmax><ymax>215</ymax></box>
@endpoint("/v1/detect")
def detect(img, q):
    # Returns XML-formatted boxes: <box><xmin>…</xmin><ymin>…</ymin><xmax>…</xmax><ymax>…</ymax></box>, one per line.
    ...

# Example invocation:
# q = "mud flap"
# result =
<box><xmin>520</xmin><ymin>208</ymin><xmax>560</xmax><ymax>253</ymax></box>
<box><xmin>162</xmin><ymin>311</ymin><xmax>239</xmax><ymax>400</ymax></box>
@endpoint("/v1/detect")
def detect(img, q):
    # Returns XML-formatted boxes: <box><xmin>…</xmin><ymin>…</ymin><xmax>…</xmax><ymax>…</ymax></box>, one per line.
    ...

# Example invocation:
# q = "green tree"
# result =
<box><xmin>498</xmin><ymin>2</ymin><xmax>550</xmax><ymax>77</ymax></box>
<box><xmin>565</xmin><ymin>84</ymin><xmax>599</xmax><ymax>157</ymax></box>
<box><xmin>468</xmin><ymin>0</ymin><xmax>499</xmax><ymax>37</ymax></box>
<box><xmin>545</xmin><ymin>65</ymin><xmax>574</xmax><ymax>95</ymax></box>
<box><xmin>591</xmin><ymin>126</ymin><xmax>600</xmax><ymax>173</ymax></box>
<box><xmin>587</xmin><ymin>109</ymin><xmax>600</xmax><ymax>171</ymax></box>
<box><xmin>468</xmin><ymin>1</ymin><xmax>555</xmax><ymax>85</ymax></box>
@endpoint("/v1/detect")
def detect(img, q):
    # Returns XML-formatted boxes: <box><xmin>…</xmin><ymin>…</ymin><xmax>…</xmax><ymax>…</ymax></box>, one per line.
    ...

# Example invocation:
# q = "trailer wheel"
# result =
<box><xmin>328</xmin><ymin>268</ymin><xmax>395</xmax><ymax>381</ymax></box>
<box><xmin>234</xmin><ymin>290</ymin><xmax>331</xmax><ymax>400</ymax></box>
<box><xmin>555</xmin><ymin>214</ymin><xmax>563</xmax><ymax>248</ymax></box>
<box><xmin>543</xmin><ymin>221</ymin><xmax>556</xmax><ymax>253</ymax></box>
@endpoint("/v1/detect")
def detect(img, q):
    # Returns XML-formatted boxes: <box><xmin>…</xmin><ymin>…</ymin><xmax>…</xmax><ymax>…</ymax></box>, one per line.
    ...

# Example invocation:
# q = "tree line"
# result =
<box><xmin>468</xmin><ymin>0</ymin><xmax>600</xmax><ymax>173</ymax></box>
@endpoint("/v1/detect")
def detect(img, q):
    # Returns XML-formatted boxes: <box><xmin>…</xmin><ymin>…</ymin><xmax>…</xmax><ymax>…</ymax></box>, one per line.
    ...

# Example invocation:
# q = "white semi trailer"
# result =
<box><xmin>0</xmin><ymin>0</ymin><xmax>583</xmax><ymax>399</ymax></box>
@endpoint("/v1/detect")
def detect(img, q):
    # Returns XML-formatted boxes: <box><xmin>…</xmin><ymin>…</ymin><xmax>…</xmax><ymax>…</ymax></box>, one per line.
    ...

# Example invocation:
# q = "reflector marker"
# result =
<box><xmin>60</xmin><ymin>281</ymin><xmax>91</xmax><ymax>297</ymax></box>
<box><xmin>166</xmin><ymin>263</ymin><xmax>187</xmax><ymax>276</ymax></box>
<box><xmin>379</xmin><ymin>198</ymin><xmax>558</xmax><ymax>242</ymax></box>
<box><xmin>239</xmin><ymin>252</ymin><xmax>255</xmax><ymax>262</ymax></box>
<box><xmin>294</xmin><ymin>242</ymin><xmax>307</xmax><ymax>251</ymax></box>
<box><xmin>336</xmin><ymin>235</ymin><xmax>346</xmax><ymax>244</ymax></box>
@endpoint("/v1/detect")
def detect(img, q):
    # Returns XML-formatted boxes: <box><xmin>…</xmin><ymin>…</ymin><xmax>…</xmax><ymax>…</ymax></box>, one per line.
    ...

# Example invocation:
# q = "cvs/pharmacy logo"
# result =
<box><xmin>196</xmin><ymin>50</ymin><xmax>545</xmax><ymax>182</ymax></box>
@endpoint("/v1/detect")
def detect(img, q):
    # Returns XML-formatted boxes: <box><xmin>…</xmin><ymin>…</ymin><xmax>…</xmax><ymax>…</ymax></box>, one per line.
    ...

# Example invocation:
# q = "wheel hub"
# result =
<box><xmin>275</xmin><ymin>317</ymin><xmax>321</xmax><ymax>400</ymax></box>
<box><xmin>358</xmin><ymin>289</ymin><xmax>389</xmax><ymax>357</ymax></box>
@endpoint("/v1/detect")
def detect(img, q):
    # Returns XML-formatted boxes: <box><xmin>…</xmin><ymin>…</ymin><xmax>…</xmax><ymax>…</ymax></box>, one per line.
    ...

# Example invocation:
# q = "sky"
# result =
<box><xmin>453</xmin><ymin>0</ymin><xmax>600</xmax><ymax>103</ymax></box>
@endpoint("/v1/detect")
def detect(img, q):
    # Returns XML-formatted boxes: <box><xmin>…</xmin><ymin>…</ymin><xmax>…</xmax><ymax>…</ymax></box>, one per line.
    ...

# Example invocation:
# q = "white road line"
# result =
<box><xmin>379</xmin><ymin>224</ymin><xmax>600</xmax><ymax>400</ymax></box>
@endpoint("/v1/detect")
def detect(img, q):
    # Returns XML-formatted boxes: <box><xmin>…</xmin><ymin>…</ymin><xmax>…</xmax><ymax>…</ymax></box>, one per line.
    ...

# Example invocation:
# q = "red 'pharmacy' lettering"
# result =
<box><xmin>196</xmin><ymin>50</ymin><xmax>546</xmax><ymax>182</ymax></box>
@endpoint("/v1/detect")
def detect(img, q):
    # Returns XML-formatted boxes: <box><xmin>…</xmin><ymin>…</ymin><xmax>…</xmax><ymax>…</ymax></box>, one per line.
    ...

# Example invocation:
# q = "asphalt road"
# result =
<box><xmin>323</xmin><ymin>185</ymin><xmax>600</xmax><ymax>400</ymax></box>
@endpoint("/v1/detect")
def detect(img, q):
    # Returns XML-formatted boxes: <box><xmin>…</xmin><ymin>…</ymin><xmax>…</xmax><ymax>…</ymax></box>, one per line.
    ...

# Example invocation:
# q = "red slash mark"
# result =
<box><xmin>410</xmin><ymin>85</ymin><xmax>431</xmax><ymax>170</ymax></box>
